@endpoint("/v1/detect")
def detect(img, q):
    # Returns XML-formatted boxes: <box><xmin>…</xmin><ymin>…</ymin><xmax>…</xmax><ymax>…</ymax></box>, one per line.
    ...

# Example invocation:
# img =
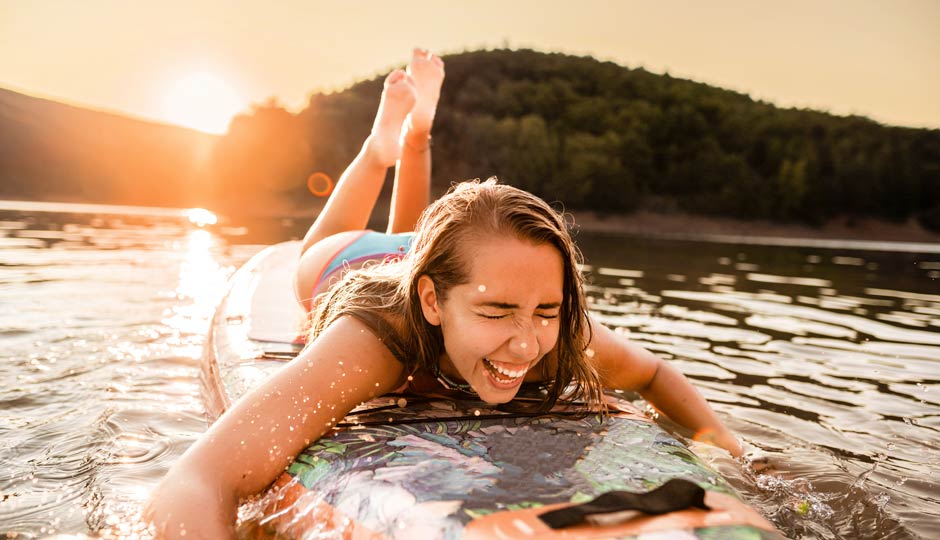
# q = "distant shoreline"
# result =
<box><xmin>4</xmin><ymin>197</ymin><xmax>938</xmax><ymax>251</ymax></box>
<box><xmin>568</xmin><ymin>209</ymin><xmax>940</xmax><ymax>252</ymax></box>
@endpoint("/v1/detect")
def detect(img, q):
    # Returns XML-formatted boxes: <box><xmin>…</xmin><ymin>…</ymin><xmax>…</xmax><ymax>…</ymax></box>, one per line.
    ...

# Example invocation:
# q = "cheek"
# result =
<box><xmin>443</xmin><ymin>316</ymin><xmax>488</xmax><ymax>356</ymax></box>
<box><xmin>539</xmin><ymin>322</ymin><xmax>561</xmax><ymax>352</ymax></box>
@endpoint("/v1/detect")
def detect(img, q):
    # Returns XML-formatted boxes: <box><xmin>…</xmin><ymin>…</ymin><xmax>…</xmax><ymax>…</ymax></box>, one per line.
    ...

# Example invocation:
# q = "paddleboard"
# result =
<box><xmin>201</xmin><ymin>241</ymin><xmax>782</xmax><ymax>539</ymax></box>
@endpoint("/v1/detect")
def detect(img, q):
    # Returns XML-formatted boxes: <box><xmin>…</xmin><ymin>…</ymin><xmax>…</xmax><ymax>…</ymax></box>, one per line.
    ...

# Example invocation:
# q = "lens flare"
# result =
<box><xmin>307</xmin><ymin>172</ymin><xmax>334</xmax><ymax>198</ymax></box>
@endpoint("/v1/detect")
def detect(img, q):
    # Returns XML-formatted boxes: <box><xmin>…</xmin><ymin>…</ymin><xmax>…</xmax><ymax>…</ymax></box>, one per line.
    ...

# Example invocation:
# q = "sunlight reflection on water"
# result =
<box><xmin>0</xmin><ymin>206</ymin><xmax>252</xmax><ymax>539</ymax></box>
<box><xmin>0</xmin><ymin>206</ymin><xmax>937</xmax><ymax>539</ymax></box>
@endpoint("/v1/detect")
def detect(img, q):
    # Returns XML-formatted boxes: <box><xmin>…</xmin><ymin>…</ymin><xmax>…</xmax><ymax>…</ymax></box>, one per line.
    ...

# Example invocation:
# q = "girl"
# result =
<box><xmin>146</xmin><ymin>49</ymin><xmax>742</xmax><ymax>539</ymax></box>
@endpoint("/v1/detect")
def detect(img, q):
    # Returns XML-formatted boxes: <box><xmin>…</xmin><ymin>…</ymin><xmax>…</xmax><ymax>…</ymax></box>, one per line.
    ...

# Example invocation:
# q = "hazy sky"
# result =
<box><xmin>2</xmin><ymin>0</ymin><xmax>938</xmax><ymax>132</ymax></box>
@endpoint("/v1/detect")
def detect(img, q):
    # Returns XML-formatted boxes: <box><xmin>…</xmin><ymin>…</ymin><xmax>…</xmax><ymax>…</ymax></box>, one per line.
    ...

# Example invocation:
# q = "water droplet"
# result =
<box><xmin>520</xmin><ymin>342</ymin><xmax>528</xmax><ymax>349</ymax></box>
<box><xmin>478</xmin><ymin>284</ymin><xmax>487</xmax><ymax>292</ymax></box>
<box><xmin>396</xmin><ymin>398</ymin><xmax>407</xmax><ymax>407</ymax></box>
<box><xmin>541</xmin><ymin>319</ymin><xmax>549</xmax><ymax>326</ymax></box>
<box><xmin>585</xmin><ymin>348</ymin><xmax>595</xmax><ymax>358</ymax></box>
<box><xmin>474</xmin><ymin>409</ymin><xmax>481</xmax><ymax>416</ymax></box>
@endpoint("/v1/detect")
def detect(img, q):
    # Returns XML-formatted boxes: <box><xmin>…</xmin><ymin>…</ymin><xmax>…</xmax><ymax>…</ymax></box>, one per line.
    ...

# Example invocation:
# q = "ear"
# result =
<box><xmin>417</xmin><ymin>275</ymin><xmax>442</xmax><ymax>326</ymax></box>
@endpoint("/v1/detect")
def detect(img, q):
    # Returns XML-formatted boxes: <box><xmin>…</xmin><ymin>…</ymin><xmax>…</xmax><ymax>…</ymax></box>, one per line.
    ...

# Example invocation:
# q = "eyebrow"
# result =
<box><xmin>477</xmin><ymin>301</ymin><xmax>562</xmax><ymax>310</ymax></box>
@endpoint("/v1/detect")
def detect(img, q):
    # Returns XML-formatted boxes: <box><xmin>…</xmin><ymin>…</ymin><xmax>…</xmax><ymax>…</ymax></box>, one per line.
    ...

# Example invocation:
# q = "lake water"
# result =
<box><xmin>0</xmin><ymin>201</ymin><xmax>937</xmax><ymax>539</ymax></box>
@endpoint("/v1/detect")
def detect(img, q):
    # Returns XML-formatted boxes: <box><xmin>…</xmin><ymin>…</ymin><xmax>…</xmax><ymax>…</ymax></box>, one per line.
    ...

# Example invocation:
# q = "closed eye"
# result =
<box><xmin>481</xmin><ymin>313</ymin><xmax>557</xmax><ymax>321</ymax></box>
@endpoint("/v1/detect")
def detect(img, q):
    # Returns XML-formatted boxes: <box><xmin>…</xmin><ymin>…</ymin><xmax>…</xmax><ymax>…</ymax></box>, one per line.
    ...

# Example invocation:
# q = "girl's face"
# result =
<box><xmin>418</xmin><ymin>236</ymin><xmax>564</xmax><ymax>403</ymax></box>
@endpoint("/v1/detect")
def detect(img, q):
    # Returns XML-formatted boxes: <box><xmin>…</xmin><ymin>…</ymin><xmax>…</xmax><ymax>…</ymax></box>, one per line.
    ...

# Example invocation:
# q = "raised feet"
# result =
<box><xmin>367</xmin><ymin>69</ymin><xmax>417</xmax><ymax>167</ymax></box>
<box><xmin>404</xmin><ymin>48</ymin><xmax>445</xmax><ymax>145</ymax></box>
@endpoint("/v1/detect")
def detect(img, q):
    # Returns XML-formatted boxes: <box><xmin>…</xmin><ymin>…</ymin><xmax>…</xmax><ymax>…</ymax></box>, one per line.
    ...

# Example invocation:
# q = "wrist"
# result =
<box><xmin>716</xmin><ymin>429</ymin><xmax>743</xmax><ymax>457</ymax></box>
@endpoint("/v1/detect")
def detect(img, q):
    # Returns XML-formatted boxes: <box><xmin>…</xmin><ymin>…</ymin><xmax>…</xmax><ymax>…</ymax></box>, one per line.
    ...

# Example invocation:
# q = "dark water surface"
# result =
<box><xmin>0</xmin><ymin>201</ymin><xmax>937</xmax><ymax>539</ymax></box>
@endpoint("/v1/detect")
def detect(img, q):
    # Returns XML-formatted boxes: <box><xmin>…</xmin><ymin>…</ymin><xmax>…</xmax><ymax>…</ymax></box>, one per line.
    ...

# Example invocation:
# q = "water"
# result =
<box><xmin>0</xmin><ymin>201</ymin><xmax>937</xmax><ymax>539</ymax></box>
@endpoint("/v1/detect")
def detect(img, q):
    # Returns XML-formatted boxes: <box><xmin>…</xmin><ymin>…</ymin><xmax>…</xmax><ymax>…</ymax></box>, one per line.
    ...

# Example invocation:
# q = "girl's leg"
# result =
<box><xmin>387</xmin><ymin>49</ymin><xmax>445</xmax><ymax>234</ymax></box>
<box><xmin>299</xmin><ymin>69</ymin><xmax>416</xmax><ymax>256</ymax></box>
<box><xmin>295</xmin><ymin>70</ymin><xmax>415</xmax><ymax>309</ymax></box>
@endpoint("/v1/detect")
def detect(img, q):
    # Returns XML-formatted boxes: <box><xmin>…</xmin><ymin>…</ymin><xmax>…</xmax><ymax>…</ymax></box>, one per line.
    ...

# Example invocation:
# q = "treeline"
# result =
<box><xmin>216</xmin><ymin>49</ymin><xmax>940</xmax><ymax>229</ymax></box>
<box><xmin>2</xmin><ymin>49</ymin><xmax>937</xmax><ymax>230</ymax></box>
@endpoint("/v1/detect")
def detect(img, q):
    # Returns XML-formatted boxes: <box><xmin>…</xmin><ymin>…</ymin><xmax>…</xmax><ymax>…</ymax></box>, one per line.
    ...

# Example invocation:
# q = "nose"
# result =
<box><xmin>509</xmin><ymin>321</ymin><xmax>539</xmax><ymax>361</ymax></box>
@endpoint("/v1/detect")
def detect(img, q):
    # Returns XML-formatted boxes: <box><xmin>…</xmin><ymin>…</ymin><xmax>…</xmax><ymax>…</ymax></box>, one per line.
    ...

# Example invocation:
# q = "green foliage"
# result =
<box><xmin>247</xmin><ymin>48</ymin><xmax>935</xmax><ymax>226</ymax></box>
<box><xmin>9</xmin><ymin>49</ymin><xmax>934</xmax><ymax>228</ymax></box>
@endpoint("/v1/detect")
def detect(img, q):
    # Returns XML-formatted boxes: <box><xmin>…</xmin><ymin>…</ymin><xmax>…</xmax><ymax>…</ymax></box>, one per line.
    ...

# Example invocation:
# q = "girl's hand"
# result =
<box><xmin>144</xmin><ymin>470</ymin><xmax>237</xmax><ymax>540</ymax></box>
<box><xmin>694</xmin><ymin>426</ymin><xmax>744</xmax><ymax>457</ymax></box>
<box><xmin>740</xmin><ymin>442</ymin><xmax>776</xmax><ymax>474</ymax></box>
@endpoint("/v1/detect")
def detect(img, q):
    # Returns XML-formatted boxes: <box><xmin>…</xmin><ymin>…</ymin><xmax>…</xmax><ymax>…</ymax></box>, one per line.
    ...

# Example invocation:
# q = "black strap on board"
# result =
<box><xmin>538</xmin><ymin>479</ymin><xmax>709</xmax><ymax>529</ymax></box>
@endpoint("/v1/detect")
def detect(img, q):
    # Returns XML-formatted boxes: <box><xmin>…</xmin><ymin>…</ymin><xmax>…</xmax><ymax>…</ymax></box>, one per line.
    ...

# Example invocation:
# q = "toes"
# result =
<box><xmin>385</xmin><ymin>69</ymin><xmax>406</xmax><ymax>86</ymax></box>
<box><xmin>384</xmin><ymin>70</ymin><xmax>416</xmax><ymax>94</ymax></box>
<box><xmin>400</xmin><ymin>72</ymin><xmax>416</xmax><ymax>89</ymax></box>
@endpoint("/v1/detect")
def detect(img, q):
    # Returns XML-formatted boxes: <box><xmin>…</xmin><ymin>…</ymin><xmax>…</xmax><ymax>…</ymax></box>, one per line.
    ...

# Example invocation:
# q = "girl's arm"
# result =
<box><xmin>587</xmin><ymin>316</ymin><xmax>743</xmax><ymax>457</ymax></box>
<box><xmin>145</xmin><ymin>316</ymin><xmax>405</xmax><ymax>539</ymax></box>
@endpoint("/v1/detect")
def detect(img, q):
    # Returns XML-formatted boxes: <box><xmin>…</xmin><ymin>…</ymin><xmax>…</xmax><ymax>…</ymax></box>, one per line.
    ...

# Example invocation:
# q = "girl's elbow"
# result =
<box><xmin>633</xmin><ymin>356</ymin><xmax>662</xmax><ymax>393</ymax></box>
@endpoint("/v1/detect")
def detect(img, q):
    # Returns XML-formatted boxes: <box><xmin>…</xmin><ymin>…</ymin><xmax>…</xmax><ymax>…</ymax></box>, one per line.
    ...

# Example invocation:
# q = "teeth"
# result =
<box><xmin>484</xmin><ymin>358</ymin><xmax>526</xmax><ymax>380</ymax></box>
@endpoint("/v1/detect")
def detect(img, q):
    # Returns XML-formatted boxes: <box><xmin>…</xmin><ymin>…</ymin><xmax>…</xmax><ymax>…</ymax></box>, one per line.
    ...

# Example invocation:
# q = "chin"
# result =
<box><xmin>473</xmin><ymin>382</ymin><xmax>522</xmax><ymax>404</ymax></box>
<box><xmin>478</xmin><ymin>392</ymin><xmax>515</xmax><ymax>405</ymax></box>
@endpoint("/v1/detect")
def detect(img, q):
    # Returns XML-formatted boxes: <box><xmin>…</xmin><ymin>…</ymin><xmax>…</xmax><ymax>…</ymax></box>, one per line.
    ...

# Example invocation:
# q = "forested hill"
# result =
<box><xmin>3</xmin><ymin>49</ymin><xmax>939</xmax><ymax>229</ymax></box>
<box><xmin>220</xmin><ymin>49</ymin><xmax>940</xmax><ymax>228</ymax></box>
<box><xmin>0</xmin><ymin>87</ymin><xmax>217</xmax><ymax>208</ymax></box>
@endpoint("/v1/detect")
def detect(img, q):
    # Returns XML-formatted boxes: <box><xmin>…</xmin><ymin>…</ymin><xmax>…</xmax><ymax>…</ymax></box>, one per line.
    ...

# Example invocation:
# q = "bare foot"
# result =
<box><xmin>405</xmin><ymin>48</ymin><xmax>445</xmax><ymax>139</ymax></box>
<box><xmin>368</xmin><ymin>69</ymin><xmax>417</xmax><ymax>167</ymax></box>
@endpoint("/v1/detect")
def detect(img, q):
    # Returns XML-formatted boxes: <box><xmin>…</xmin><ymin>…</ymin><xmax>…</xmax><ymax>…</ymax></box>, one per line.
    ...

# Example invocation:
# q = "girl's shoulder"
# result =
<box><xmin>343</xmin><ymin>309</ymin><xmax>411</xmax><ymax>366</ymax></box>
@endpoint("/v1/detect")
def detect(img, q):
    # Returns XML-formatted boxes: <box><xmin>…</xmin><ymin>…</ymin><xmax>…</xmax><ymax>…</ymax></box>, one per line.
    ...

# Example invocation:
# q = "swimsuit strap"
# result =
<box><xmin>347</xmin><ymin>311</ymin><xmax>410</xmax><ymax>366</ymax></box>
<box><xmin>350</xmin><ymin>310</ymin><xmax>479</xmax><ymax>396</ymax></box>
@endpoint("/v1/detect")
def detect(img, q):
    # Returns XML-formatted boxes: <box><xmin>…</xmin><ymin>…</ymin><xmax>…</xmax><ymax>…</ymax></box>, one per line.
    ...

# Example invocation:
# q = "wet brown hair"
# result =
<box><xmin>309</xmin><ymin>178</ymin><xmax>604</xmax><ymax>412</ymax></box>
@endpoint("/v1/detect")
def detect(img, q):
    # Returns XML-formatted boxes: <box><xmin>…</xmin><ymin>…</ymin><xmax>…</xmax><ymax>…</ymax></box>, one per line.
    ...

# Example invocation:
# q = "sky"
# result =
<box><xmin>1</xmin><ymin>0</ymin><xmax>938</xmax><ymax>133</ymax></box>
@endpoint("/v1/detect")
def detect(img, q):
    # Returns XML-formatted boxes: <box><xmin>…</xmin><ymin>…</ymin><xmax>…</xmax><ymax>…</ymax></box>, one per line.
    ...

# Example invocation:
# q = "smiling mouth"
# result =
<box><xmin>482</xmin><ymin>357</ymin><xmax>527</xmax><ymax>384</ymax></box>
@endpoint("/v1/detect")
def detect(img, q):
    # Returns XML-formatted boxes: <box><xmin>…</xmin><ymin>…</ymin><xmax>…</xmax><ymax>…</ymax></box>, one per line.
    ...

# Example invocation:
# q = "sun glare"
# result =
<box><xmin>185</xmin><ymin>207</ymin><xmax>218</xmax><ymax>227</ymax></box>
<box><xmin>163</xmin><ymin>72</ymin><xmax>244</xmax><ymax>135</ymax></box>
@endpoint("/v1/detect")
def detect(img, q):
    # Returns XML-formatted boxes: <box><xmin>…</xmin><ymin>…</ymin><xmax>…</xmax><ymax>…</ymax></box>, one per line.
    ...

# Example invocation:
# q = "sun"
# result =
<box><xmin>163</xmin><ymin>72</ymin><xmax>244</xmax><ymax>135</ymax></box>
